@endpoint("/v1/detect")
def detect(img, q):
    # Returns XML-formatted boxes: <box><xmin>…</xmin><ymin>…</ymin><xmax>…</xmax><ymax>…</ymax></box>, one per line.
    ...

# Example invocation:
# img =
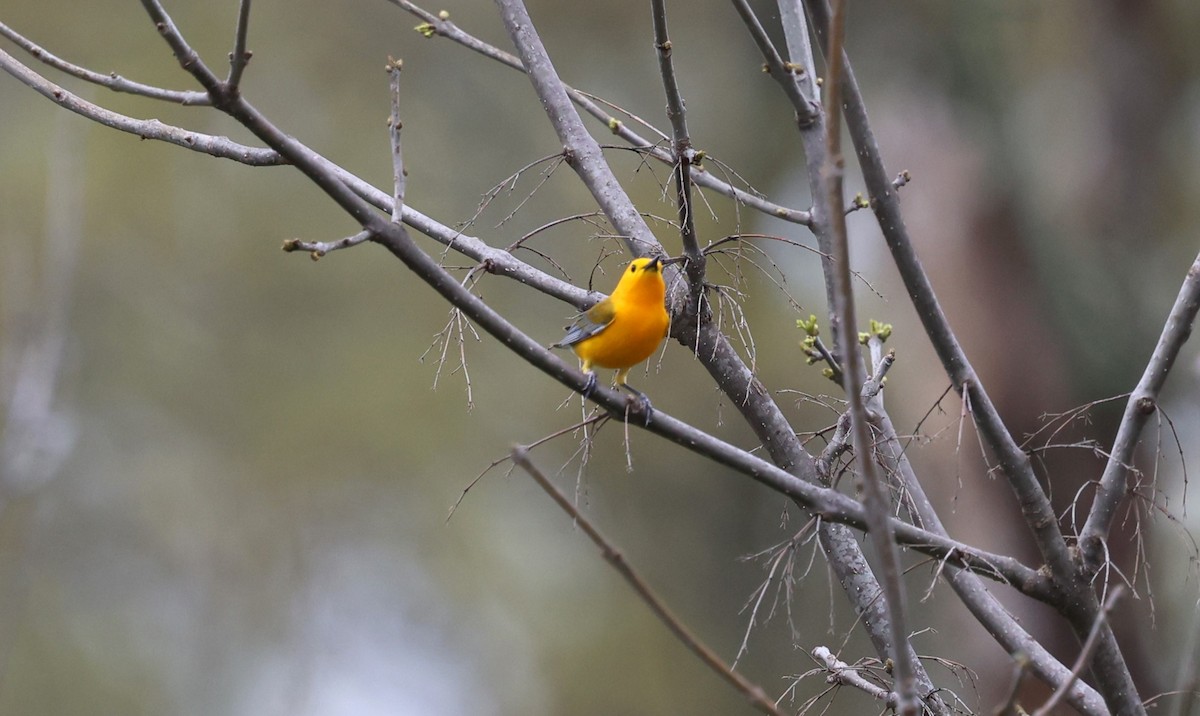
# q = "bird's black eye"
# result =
<box><xmin>630</xmin><ymin>265</ymin><xmax>637</xmax><ymax>273</ymax></box>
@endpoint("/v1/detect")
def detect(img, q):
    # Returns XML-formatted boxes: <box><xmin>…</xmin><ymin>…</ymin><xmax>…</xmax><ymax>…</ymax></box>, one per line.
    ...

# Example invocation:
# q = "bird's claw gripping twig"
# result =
<box><xmin>581</xmin><ymin>371</ymin><xmax>598</xmax><ymax>399</ymax></box>
<box><xmin>620</xmin><ymin>384</ymin><xmax>654</xmax><ymax>426</ymax></box>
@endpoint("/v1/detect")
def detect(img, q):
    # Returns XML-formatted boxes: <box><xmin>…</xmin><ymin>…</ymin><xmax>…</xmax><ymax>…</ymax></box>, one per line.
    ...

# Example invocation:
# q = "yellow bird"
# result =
<box><xmin>554</xmin><ymin>256</ymin><xmax>675</xmax><ymax>406</ymax></box>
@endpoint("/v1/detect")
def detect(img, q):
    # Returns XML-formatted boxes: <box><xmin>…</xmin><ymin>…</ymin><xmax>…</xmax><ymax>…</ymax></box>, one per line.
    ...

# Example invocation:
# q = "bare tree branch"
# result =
<box><xmin>729</xmin><ymin>0</ymin><xmax>818</xmax><ymax>126</ymax></box>
<box><xmin>804</xmin><ymin>0</ymin><xmax>1074</xmax><ymax>584</ymax></box>
<box><xmin>0</xmin><ymin>19</ymin><xmax>209</xmax><ymax>104</ymax></box>
<box><xmin>125</xmin><ymin>0</ymin><xmax>1040</xmax><ymax>598</ymax></box>
<box><xmin>818</xmin><ymin>1</ymin><xmax>917</xmax><ymax>711</ymax></box>
<box><xmin>0</xmin><ymin>47</ymin><xmax>282</xmax><ymax>165</ymax></box>
<box><xmin>869</xmin><ymin>409</ymin><xmax>1108</xmax><ymax>715</ymax></box>
<box><xmin>804</xmin><ymin>0</ymin><xmax>1143</xmax><ymax>712</ymax></box>
<box><xmin>1031</xmin><ymin>586</ymin><xmax>1125</xmax><ymax>716</ymax></box>
<box><xmin>1081</xmin><ymin>253</ymin><xmax>1200</xmax><ymax>568</ymax></box>
<box><xmin>811</xmin><ymin>646</ymin><xmax>897</xmax><ymax>709</ymax></box>
<box><xmin>387</xmin><ymin>56</ymin><xmax>406</xmax><ymax>224</ymax></box>
<box><xmin>512</xmin><ymin>447</ymin><xmax>788</xmax><ymax>716</ymax></box>
<box><xmin>727</xmin><ymin>2</ymin><xmax>946</xmax><ymax>706</ymax></box>
<box><xmin>650</xmin><ymin>0</ymin><xmax>705</xmax><ymax>287</ymax></box>
<box><xmin>226</xmin><ymin>0</ymin><xmax>252</xmax><ymax>90</ymax></box>
<box><xmin>386</xmin><ymin>0</ymin><xmax>813</xmax><ymax>227</ymax></box>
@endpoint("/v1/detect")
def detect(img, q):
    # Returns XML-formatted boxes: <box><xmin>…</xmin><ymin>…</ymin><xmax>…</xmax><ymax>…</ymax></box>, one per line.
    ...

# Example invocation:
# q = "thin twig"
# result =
<box><xmin>650</xmin><ymin>0</ymin><xmax>705</xmax><ymax>287</ymax></box>
<box><xmin>387</xmin><ymin>56</ymin><xmax>406</xmax><ymax>223</ymax></box>
<box><xmin>447</xmin><ymin>412</ymin><xmax>608</xmax><ymax>521</ymax></box>
<box><xmin>0</xmin><ymin>48</ymin><xmax>281</xmax><ymax>164</ymax></box>
<box><xmin>0</xmin><ymin>20</ymin><xmax>210</xmax><ymax>104</ymax></box>
<box><xmin>991</xmin><ymin>655</ymin><xmax>1029</xmax><ymax>716</ymax></box>
<box><xmin>226</xmin><ymin>0</ymin><xmax>252</xmax><ymax>90</ymax></box>
<box><xmin>1171</xmin><ymin>598</ymin><xmax>1200</xmax><ymax>716</ymax></box>
<box><xmin>511</xmin><ymin>447</ymin><xmax>788</xmax><ymax>716</ymax></box>
<box><xmin>811</xmin><ymin>646</ymin><xmax>898</xmax><ymax>708</ymax></box>
<box><xmin>282</xmin><ymin>230</ymin><xmax>374</xmax><ymax>260</ymax></box>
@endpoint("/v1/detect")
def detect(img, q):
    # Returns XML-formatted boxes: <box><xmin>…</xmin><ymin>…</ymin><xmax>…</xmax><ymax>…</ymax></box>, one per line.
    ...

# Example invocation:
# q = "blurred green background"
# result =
<box><xmin>2</xmin><ymin>1</ymin><xmax>1199</xmax><ymax>714</ymax></box>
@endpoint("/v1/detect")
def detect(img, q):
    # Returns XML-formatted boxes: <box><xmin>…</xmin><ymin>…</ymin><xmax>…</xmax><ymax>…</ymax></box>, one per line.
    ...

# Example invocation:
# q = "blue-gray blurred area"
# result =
<box><xmin>2</xmin><ymin>1</ymin><xmax>1199</xmax><ymax>714</ymax></box>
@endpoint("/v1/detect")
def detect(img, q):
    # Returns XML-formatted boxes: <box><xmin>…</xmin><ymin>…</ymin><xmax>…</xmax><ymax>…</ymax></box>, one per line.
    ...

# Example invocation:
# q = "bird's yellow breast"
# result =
<box><xmin>572</xmin><ymin>293</ymin><xmax>669</xmax><ymax>369</ymax></box>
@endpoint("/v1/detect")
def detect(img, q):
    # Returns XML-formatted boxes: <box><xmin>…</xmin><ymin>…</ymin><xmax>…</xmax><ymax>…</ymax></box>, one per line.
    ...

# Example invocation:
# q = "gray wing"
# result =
<box><xmin>552</xmin><ymin>297</ymin><xmax>615</xmax><ymax>348</ymax></box>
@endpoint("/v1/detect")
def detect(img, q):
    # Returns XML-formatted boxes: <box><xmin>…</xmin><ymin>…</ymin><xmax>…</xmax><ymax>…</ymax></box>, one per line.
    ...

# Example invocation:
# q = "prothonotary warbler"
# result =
<box><xmin>554</xmin><ymin>256</ymin><xmax>678</xmax><ymax>411</ymax></box>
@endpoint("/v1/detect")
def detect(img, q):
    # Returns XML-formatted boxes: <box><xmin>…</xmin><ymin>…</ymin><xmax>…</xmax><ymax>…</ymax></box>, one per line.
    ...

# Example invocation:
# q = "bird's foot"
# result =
<box><xmin>620</xmin><ymin>384</ymin><xmax>654</xmax><ymax>426</ymax></box>
<box><xmin>581</xmin><ymin>372</ymin><xmax>598</xmax><ymax>399</ymax></box>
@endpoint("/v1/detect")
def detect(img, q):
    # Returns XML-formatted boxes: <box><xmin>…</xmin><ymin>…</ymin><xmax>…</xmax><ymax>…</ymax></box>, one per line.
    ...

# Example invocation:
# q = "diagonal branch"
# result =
<box><xmin>1031</xmin><ymin>586</ymin><xmax>1125</xmax><ymax>716</ymax></box>
<box><xmin>512</xmin><ymin>447</ymin><xmax>788</xmax><ymax>716</ymax></box>
<box><xmin>868</xmin><ymin>411</ymin><xmax>1107</xmax><ymax>715</ymax></box>
<box><xmin>386</xmin><ymin>0</ymin><xmax>812</xmax><ymax>227</ymax></box>
<box><xmin>733</xmin><ymin>0</ymin><xmax>842</xmax><ymax>349</ymax></box>
<box><xmin>0</xmin><ymin>36</ymin><xmax>605</xmax><ymax>309</ymax></box>
<box><xmin>494</xmin><ymin>0</ymin><xmax>659</xmax><ymax>256</ymax></box>
<box><xmin>729</xmin><ymin>0</ymin><xmax>818</xmax><ymax>126</ymax></box>
<box><xmin>1080</xmin><ymin>253</ymin><xmax>1200</xmax><ymax>568</ymax></box>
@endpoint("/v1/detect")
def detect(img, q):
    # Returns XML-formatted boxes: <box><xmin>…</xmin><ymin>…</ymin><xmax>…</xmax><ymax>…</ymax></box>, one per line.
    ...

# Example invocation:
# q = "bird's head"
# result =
<box><xmin>612</xmin><ymin>256</ymin><xmax>673</xmax><ymax>302</ymax></box>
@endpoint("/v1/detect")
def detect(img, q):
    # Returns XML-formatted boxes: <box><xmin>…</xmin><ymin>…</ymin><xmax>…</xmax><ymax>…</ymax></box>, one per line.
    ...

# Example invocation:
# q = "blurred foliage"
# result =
<box><xmin>1</xmin><ymin>1</ymin><xmax>1199</xmax><ymax>714</ymax></box>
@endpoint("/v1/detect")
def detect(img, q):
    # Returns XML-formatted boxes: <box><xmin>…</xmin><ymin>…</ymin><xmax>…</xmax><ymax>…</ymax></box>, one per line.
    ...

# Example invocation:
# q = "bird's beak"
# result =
<box><xmin>660</xmin><ymin>255</ymin><xmax>688</xmax><ymax>267</ymax></box>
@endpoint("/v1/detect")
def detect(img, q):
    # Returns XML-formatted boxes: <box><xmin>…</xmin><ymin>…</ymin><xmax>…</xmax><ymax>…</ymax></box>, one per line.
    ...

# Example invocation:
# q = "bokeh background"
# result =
<box><xmin>2</xmin><ymin>1</ymin><xmax>1199</xmax><ymax>714</ymax></box>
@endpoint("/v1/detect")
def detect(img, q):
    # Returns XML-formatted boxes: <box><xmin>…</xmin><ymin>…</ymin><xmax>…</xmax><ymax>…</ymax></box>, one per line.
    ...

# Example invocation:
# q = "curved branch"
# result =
<box><xmin>0</xmin><ymin>47</ymin><xmax>282</xmax><ymax>165</ymax></box>
<box><xmin>0</xmin><ymin>20</ymin><xmax>209</xmax><ymax>104</ymax></box>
